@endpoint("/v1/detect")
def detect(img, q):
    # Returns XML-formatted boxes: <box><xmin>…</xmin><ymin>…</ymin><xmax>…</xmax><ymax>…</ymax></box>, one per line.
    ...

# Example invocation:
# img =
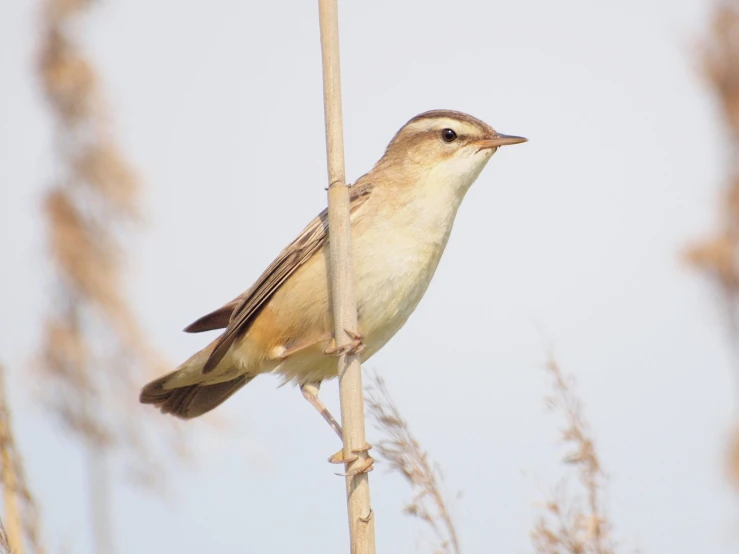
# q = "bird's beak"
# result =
<box><xmin>475</xmin><ymin>133</ymin><xmax>528</xmax><ymax>150</ymax></box>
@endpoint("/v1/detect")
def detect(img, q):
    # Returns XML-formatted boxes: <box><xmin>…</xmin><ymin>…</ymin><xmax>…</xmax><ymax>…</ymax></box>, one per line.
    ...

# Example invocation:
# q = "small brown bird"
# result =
<box><xmin>140</xmin><ymin>110</ymin><xmax>526</xmax><ymax>433</ymax></box>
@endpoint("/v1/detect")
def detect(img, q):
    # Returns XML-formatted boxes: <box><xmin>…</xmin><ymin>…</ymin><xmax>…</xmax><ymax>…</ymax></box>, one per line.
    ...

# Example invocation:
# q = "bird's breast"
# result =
<box><xmin>352</xmin><ymin>192</ymin><xmax>459</xmax><ymax>356</ymax></box>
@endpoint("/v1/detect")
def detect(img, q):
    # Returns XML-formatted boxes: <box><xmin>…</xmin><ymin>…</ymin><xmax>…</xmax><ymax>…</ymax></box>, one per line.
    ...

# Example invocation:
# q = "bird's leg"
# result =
<box><xmin>278</xmin><ymin>332</ymin><xmax>332</xmax><ymax>359</ymax></box>
<box><xmin>276</xmin><ymin>330</ymin><xmax>362</xmax><ymax>359</ymax></box>
<box><xmin>328</xmin><ymin>329</ymin><xmax>373</xmax><ymax>473</ymax></box>
<box><xmin>300</xmin><ymin>381</ymin><xmax>343</xmax><ymax>440</ymax></box>
<box><xmin>324</xmin><ymin>328</ymin><xmax>365</xmax><ymax>356</ymax></box>
<box><xmin>300</xmin><ymin>381</ymin><xmax>374</xmax><ymax>475</ymax></box>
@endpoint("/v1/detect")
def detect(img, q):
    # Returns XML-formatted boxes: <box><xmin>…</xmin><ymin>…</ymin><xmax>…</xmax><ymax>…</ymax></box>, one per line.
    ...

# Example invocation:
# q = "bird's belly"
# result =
<box><xmin>272</xmin><ymin>195</ymin><xmax>457</xmax><ymax>385</ymax></box>
<box><xmin>353</xmin><ymin>228</ymin><xmax>447</xmax><ymax>359</ymax></box>
<box><xmin>271</xmin><ymin>242</ymin><xmax>442</xmax><ymax>385</ymax></box>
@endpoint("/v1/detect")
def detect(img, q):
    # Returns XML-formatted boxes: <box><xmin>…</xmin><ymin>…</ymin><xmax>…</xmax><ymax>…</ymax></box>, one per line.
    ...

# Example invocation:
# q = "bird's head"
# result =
<box><xmin>375</xmin><ymin>109</ymin><xmax>526</xmax><ymax>197</ymax></box>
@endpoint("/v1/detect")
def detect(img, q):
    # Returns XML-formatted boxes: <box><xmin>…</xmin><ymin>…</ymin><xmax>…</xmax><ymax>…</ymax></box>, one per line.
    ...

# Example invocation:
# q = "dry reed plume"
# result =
<box><xmin>530</xmin><ymin>358</ymin><xmax>618</xmax><ymax>554</ymax></box>
<box><xmin>0</xmin><ymin>365</ymin><xmax>45</xmax><ymax>554</ymax></box>
<box><xmin>685</xmin><ymin>0</ymin><xmax>739</xmax><ymax>346</ymax></box>
<box><xmin>683</xmin><ymin>0</ymin><xmax>739</xmax><ymax>490</ymax></box>
<box><xmin>0</xmin><ymin>523</ymin><xmax>10</xmax><ymax>554</ymax></box>
<box><xmin>366</xmin><ymin>372</ymin><xmax>460</xmax><ymax>554</ymax></box>
<box><xmin>366</xmin><ymin>362</ymin><xmax>624</xmax><ymax>554</ymax></box>
<box><xmin>37</xmin><ymin>0</ymin><xmax>185</xmax><ymax>479</ymax></box>
<box><xmin>36</xmin><ymin>0</ymin><xmax>186</xmax><ymax>551</ymax></box>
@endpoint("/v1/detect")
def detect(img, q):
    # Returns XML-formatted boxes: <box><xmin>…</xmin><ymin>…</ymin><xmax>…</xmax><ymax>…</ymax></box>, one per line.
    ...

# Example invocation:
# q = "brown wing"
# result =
<box><xmin>184</xmin><ymin>296</ymin><xmax>243</xmax><ymax>333</ymax></box>
<box><xmin>200</xmin><ymin>182</ymin><xmax>374</xmax><ymax>374</ymax></box>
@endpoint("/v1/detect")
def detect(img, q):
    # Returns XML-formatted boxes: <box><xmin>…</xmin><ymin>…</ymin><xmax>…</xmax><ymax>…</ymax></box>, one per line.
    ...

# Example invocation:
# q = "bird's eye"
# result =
<box><xmin>441</xmin><ymin>128</ymin><xmax>458</xmax><ymax>143</ymax></box>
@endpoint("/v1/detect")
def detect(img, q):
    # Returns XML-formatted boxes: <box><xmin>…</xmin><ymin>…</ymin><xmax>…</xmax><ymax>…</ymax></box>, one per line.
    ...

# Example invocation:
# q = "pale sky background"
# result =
<box><xmin>1</xmin><ymin>0</ymin><xmax>738</xmax><ymax>553</ymax></box>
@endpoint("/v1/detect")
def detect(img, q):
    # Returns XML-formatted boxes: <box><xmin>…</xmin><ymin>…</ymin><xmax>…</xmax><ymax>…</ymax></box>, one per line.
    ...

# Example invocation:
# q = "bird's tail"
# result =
<box><xmin>139</xmin><ymin>341</ymin><xmax>254</xmax><ymax>419</ymax></box>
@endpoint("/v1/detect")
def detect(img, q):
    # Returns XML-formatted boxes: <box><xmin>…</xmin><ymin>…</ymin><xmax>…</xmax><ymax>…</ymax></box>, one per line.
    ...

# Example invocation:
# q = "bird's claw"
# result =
<box><xmin>328</xmin><ymin>449</ymin><xmax>356</xmax><ymax>464</ymax></box>
<box><xmin>328</xmin><ymin>443</ymin><xmax>374</xmax><ymax>475</ymax></box>
<box><xmin>324</xmin><ymin>329</ymin><xmax>365</xmax><ymax>356</ymax></box>
<box><xmin>338</xmin><ymin>457</ymin><xmax>374</xmax><ymax>476</ymax></box>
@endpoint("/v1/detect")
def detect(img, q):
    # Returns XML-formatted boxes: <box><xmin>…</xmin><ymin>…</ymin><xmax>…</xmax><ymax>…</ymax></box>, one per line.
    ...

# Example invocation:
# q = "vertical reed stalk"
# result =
<box><xmin>317</xmin><ymin>1</ymin><xmax>376</xmax><ymax>552</ymax></box>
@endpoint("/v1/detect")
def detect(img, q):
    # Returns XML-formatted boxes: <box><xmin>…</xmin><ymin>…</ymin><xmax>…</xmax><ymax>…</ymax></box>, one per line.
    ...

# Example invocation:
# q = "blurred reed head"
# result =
<box><xmin>728</xmin><ymin>425</ymin><xmax>739</xmax><ymax>488</ymax></box>
<box><xmin>684</xmin><ymin>0</ymin><xmax>739</xmax><ymax>494</ymax></box>
<box><xmin>36</xmin><ymin>0</ymin><xmax>186</xmax><ymax>487</ymax></box>
<box><xmin>0</xmin><ymin>365</ymin><xmax>45</xmax><ymax>554</ymax></box>
<box><xmin>685</xmin><ymin>1</ymin><xmax>739</xmax><ymax>317</ymax></box>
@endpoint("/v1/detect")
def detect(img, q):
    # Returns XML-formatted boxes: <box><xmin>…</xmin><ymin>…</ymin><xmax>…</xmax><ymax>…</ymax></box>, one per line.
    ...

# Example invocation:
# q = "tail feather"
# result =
<box><xmin>140</xmin><ymin>374</ymin><xmax>253</xmax><ymax>419</ymax></box>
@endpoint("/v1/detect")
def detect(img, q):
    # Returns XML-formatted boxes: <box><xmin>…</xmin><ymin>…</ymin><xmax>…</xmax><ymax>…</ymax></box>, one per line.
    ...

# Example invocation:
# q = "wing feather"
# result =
<box><xmin>184</xmin><ymin>297</ymin><xmax>242</xmax><ymax>333</ymax></box>
<box><xmin>201</xmin><ymin>182</ymin><xmax>374</xmax><ymax>374</ymax></box>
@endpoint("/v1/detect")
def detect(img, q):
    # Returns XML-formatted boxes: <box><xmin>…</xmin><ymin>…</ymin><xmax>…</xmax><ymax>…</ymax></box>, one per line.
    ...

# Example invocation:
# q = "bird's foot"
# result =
<box><xmin>328</xmin><ymin>443</ymin><xmax>374</xmax><ymax>475</ymax></box>
<box><xmin>324</xmin><ymin>329</ymin><xmax>365</xmax><ymax>356</ymax></box>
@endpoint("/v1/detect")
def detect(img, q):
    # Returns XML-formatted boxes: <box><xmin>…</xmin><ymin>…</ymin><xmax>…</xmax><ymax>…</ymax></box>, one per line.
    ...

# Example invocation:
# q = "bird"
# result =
<box><xmin>140</xmin><ymin>109</ymin><xmax>526</xmax><ymax>443</ymax></box>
